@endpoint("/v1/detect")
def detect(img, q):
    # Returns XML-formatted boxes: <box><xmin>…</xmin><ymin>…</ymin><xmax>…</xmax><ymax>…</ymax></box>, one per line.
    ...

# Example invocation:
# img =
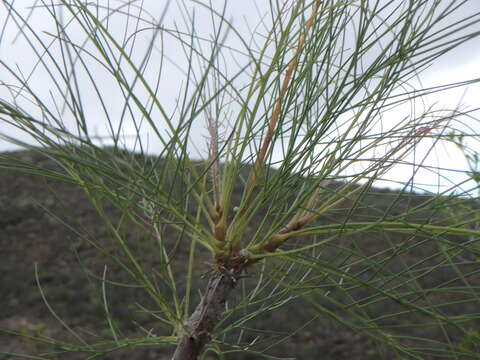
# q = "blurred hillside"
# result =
<box><xmin>1</xmin><ymin>149</ymin><xmax>479</xmax><ymax>359</ymax></box>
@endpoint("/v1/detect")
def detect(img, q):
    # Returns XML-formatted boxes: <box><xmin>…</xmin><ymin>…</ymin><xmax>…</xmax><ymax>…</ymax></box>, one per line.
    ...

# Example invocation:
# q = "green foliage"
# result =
<box><xmin>459</xmin><ymin>329</ymin><xmax>480</xmax><ymax>353</ymax></box>
<box><xmin>1</xmin><ymin>0</ymin><xmax>480</xmax><ymax>359</ymax></box>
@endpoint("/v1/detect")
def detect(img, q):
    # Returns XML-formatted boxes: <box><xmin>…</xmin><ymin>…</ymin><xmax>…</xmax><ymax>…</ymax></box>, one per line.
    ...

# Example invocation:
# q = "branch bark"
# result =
<box><xmin>171</xmin><ymin>265</ymin><xmax>243</xmax><ymax>359</ymax></box>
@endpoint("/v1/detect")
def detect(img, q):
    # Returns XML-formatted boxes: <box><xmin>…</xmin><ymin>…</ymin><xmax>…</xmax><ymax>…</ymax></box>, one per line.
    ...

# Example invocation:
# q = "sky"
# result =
<box><xmin>1</xmin><ymin>1</ymin><xmax>479</xmax><ymax>196</ymax></box>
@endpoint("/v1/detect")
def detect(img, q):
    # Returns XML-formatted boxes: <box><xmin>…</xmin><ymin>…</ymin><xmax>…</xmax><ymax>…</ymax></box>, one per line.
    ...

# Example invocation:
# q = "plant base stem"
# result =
<box><xmin>172</xmin><ymin>266</ymin><xmax>242</xmax><ymax>359</ymax></box>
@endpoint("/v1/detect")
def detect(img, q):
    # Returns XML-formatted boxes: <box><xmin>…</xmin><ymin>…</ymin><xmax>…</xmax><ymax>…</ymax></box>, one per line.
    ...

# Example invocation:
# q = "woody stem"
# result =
<box><xmin>171</xmin><ymin>266</ymin><xmax>244</xmax><ymax>360</ymax></box>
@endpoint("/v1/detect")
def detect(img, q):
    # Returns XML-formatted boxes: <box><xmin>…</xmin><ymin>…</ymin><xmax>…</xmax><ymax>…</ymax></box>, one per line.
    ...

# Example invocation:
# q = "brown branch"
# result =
<box><xmin>171</xmin><ymin>264</ymin><xmax>244</xmax><ymax>360</ymax></box>
<box><xmin>242</xmin><ymin>1</ymin><xmax>321</xmax><ymax>210</ymax></box>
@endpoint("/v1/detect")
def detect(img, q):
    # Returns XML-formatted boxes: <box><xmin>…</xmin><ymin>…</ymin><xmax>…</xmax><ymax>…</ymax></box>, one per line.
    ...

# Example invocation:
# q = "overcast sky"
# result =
<box><xmin>1</xmin><ymin>1</ymin><xmax>480</xmax><ymax>196</ymax></box>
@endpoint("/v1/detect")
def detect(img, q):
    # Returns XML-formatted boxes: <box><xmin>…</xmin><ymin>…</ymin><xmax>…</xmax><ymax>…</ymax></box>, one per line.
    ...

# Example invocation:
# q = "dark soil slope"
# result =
<box><xmin>1</xmin><ymin>150</ymin><xmax>478</xmax><ymax>359</ymax></box>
